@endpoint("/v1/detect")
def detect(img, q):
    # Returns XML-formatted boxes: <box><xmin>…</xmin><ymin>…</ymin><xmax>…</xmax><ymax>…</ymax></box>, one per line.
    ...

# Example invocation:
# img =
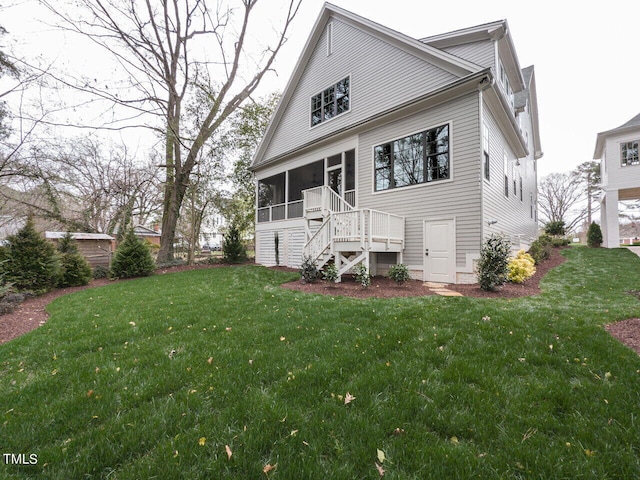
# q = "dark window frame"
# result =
<box><xmin>310</xmin><ymin>76</ymin><xmax>350</xmax><ymax>127</ymax></box>
<box><xmin>374</xmin><ymin>124</ymin><xmax>450</xmax><ymax>192</ymax></box>
<box><xmin>621</xmin><ymin>140</ymin><xmax>639</xmax><ymax>166</ymax></box>
<box><xmin>483</xmin><ymin>123</ymin><xmax>490</xmax><ymax>181</ymax></box>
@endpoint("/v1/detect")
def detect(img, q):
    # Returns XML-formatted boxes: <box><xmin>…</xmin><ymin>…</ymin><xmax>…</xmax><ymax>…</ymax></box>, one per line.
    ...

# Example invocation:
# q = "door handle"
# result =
<box><xmin>425</xmin><ymin>249</ymin><xmax>429</xmax><ymax>256</ymax></box>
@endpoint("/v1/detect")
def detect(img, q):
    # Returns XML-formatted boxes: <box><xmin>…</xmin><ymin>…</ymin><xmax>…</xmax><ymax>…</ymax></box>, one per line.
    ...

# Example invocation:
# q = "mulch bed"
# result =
<box><xmin>1</xmin><ymin>251</ymin><xmax>639</xmax><ymax>356</ymax></box>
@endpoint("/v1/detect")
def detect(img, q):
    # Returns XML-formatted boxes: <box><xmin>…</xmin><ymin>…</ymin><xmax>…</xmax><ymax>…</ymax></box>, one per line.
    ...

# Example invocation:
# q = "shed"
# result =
<box><xmin>46</xmin><ymin>232</ymin><xmax>115</xmax><ymax>268</ymax></box>
<box><xmin>134</xmin><ymin>224</ymin><xmax>161</xmax><ymax>246</ymax></box>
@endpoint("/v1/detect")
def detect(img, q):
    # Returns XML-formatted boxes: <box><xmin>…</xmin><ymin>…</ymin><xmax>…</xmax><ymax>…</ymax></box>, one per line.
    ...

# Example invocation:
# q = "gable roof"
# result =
<box><xmin>251</xmin><ymin>2</ymin><xmax>485</xmax><ymax>170</ymax></box>
<box><xmin>134</xmin><ymin>224</ymin><xmax>161</xmax><ymax>237</ymax></box>
<box><xmin>420</xmin><ymin>19</ymin><xmax>525</xmax><ymax>92</ymax></box>
<box><xmin>593</xmin><ymin>112</ymin><xmax>640</xmax><ymax>159</ymax></box>
<box><xmin>618</xmin><ymin>113</ymin><xmax>640</xmax><ymax>129</ymax></box>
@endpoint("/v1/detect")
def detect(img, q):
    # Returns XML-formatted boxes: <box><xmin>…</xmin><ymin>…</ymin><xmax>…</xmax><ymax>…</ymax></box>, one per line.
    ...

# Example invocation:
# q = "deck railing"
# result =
<box><xmin>332</xmin><ymin>209</ymin><xmax>404</xmax><ymax>249</ymax></box>
<box><xmin>302</xmin><ymin>187</ymin><xmax>404</xmax><ymax>268</ymax></box>
<box><xmin>303</xmin><ymin>186</ymin><xmax>355</xmax><ymax>216</ymax></box>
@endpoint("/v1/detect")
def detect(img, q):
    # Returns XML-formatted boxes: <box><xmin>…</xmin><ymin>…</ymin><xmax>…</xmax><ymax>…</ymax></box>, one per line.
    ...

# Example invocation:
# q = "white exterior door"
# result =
<box><xmin>424</xmin><ymin>219</ymin><xmax>455</xmax><ymax>283</ymax></box>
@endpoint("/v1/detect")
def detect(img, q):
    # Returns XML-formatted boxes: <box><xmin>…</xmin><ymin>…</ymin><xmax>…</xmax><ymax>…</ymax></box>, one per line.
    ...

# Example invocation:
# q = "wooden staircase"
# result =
<box><xmin>302</xmin><ymin>186</ymin><xmax>405</xmax><ymax>281</ymax></box>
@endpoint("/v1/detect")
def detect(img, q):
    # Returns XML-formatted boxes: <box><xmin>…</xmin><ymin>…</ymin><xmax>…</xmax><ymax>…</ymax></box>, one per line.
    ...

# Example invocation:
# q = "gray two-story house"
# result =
<box><xmin>250</xmin><ymin>3</ymin><xmax>542</xmax><ymax>283</ymax></box>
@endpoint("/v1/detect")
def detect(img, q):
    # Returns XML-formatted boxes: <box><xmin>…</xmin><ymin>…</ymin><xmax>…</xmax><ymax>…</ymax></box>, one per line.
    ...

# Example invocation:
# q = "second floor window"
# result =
<box><xmin>374</xmin><ymin>124</ymin><xmax>449</xmax><ymax>191</ymax></box>
<box><xmin>621</xmin><ymin>140</ymin><xmax>639</xmax><ymax>166</ymax></box>
<box><xmin>311</xmin><ymin>77</ymin><xmax>350</xmax><ymax>127</ymax></box>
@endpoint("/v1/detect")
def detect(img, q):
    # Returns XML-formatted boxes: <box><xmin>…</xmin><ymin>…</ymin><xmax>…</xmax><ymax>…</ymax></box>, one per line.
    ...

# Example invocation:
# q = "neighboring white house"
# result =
<box><xmin>594</xmin><ymin>113</ymin><xmax>640</xmax><ymax>248</ymax></box>
<box><xmin>250</xmin><ymin>3</ymin><xmax>542</xmax><ymax>283</ymax></box>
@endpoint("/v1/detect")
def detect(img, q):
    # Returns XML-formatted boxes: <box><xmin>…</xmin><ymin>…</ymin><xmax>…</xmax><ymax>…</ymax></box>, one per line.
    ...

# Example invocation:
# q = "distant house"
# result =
<box><xmin>133</xmin><ymin>224</ymin><xmax>161</xmax><ymax>246</ymax></box>
<box><xmin>250</xmin><ymin>4</ymin><xmax>542</xmax><ymax>283</ymax></box>
<box><xmin>594</xmin><ymin>113</ymin><xmax>640</xmax><ymax>248</ymax></box>
<box><xmin>46</xmin><ymin>232</ymin><xmax>115</xmax><ymax>268</ymax></box>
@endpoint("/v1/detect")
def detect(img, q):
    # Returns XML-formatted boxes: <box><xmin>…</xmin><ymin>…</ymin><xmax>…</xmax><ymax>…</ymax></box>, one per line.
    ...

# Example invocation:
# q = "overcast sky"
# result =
<box><xmin>3</xmin><ymin>0</ymin><xmax>639</xmax><ymax>178</ymax></box>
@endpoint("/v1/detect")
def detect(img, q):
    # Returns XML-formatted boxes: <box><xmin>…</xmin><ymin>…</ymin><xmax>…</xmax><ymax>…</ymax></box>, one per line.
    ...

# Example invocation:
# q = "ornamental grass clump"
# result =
<box><xmin>477</xmin><ymin>233</ymin><xmax>511</xmax><ymax>291</ymax></box>
<box><xmin>508</xmin><ymin>250</ymin><xmax>536</xmax><ymax>284</ymax></box>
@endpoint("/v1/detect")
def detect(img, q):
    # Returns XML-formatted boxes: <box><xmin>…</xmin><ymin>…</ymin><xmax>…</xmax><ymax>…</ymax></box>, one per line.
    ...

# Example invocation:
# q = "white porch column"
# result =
<box><xmin>601</xmin><ymin>189</ymin><xmax>620</xmax><ymax>248</ymax></box>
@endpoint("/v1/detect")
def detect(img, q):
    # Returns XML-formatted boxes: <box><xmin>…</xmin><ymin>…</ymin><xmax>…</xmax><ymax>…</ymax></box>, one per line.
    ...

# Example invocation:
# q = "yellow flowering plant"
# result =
<box><xmin>508</xmin><ymin>250</ymin><xmax>536</xmax><ymax>284</ymax></box>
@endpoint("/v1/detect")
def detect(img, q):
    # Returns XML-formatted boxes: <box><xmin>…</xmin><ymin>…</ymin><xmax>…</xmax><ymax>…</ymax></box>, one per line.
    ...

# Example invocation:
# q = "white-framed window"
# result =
<box><xmin>374</xmin><ymin>124</ymin><xmax>450</xmax><ymax>191</ymax></box>
<box><xmin>310</xmin><ymin>76</ymin><xmax>350</xmax><ymax>127</ymax></box>
<box><xmin>621</xmin><ymin>140</ymin><xmax>639</xmax><ymax>166</ymax></box>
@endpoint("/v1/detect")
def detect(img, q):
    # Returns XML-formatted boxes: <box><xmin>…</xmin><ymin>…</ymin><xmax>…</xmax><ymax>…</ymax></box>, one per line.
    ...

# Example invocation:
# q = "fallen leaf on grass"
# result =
<box><xmin>344</xmin><ymin>392</ymin><xmax>356</xmax><ymax>405</ymax></box>
<box><xmin>225</xmin><ymin>445</ymin><xmax>232</xmax><ymax>459</ymax></box>
<box><xmin>375</xmin><ymin>462</ymin><xmax>385</xmax><ymax>476</ymax></box>
<box><xmin>207</xmin><ymin>357</ymin><xmax>213</xmax><ymax>365</ymax></box>
<box><xmin>198</xmin><ymin>437</ymin><xmax>206</xmax><ymax>446</ymax></box>
<box><xmin>376</xmin><ymin>448</ymin><xmax>386</xmax><ymax>463</ymax></box>
<box><xmin>263</xmin><ymin>463</ymin><xmax>276</xmax><ymax>473</ymax></box>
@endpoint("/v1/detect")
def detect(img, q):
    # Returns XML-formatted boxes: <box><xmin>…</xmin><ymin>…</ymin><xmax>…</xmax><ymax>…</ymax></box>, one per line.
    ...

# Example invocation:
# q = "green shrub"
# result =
<box><xmin>110</xmin><ymin>229</ymin><xmax>156</xmax><ymax>279</ymax></box>
<box><xmin>528</xmin><ymin>234</ymin><xmax>553</xmax><ymax>265</ymax></box>
<box><xmin>544</xmin><ymin>220</ymin><xmax>566</xmax><ymax>237</ymax></box>
<box><xmin>300</xmin><ymin>256</ymin><xmax>319</xmax><ymax>283</ymax></box>
<box><xmin>477</xmin><ymin>234</ymin><xmax>511</xmax><ymax>291</ymax></box>
<box><xmin>587</xmin><ymin>222</ymin><xmax>603</xmax><ymax>247</ymax></box>
<box><xmin>56</xmin><ymin>233</ymin><xmax>92</xmax><ymax>287</ymax></box>
<box><xmin>551</xmin><ymin>237</ymin><xmax>570</xmax><ymax>247</ymax></box>
<box><xmin>92</xmin><ymin>265</ymin><xmax>110</xmax><ymax>279</ymax></box>
<box><xmin>508</xmin><ymin>250</ymin><xmax>536</xmax><ymax>284</ymax></box>
<box><xmin>355</xmin><ymin>262</ymin><xmax>371</xmax><ymax>288</ymax></box>
<box><xmin>322</xmin><ymin>262</ymin><xmax>339</xmax><ymax>283</ymax></box>
<box><xmin>388</xmin><ymin>263</ymin><xmax>411</xmax><ymax>285</ymax></box>
<box><xmin>223</xmin><ymin>225</ymin><xmax>247</xmax><ymax>263</ymax></box>
<box><xmin>0</xmin><ymin>219</ymin><xmax>59</xmax><ymax>293</ymax></box>
<box><xmin>0</xmin><ymin>263</ymin><xmax>25</xmax><ymax>314</ymax></box>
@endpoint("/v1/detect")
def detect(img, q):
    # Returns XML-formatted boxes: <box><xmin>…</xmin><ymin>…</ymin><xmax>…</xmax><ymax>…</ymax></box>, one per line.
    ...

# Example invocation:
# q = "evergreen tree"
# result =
<box><xmin>56</xmin><ymin>232</ymin><xmax>92</xmax><ymax>287</ymax></box>
<box><xmin>110</xmin><ymin>229</ymin><xmax>156</xmax><ymax>279</ymax></box>
<box><xmin>477</xmin><ymin>234</ymin><xmax>511</xmax><ymax>291</ymax></box>
<box><xmin>222</xmin><ymin>225</ymin><xmax>247</xmax><ymax>263</ymax></box>
<box><xmin>587</xmin><ymin>222</ymin><xmax>603</xmax><ymax>248</ymax></box>
<box><xmin>0</xmin><ymin>218</ymin><xmax>59</xmax><ymax>292</ymax></box>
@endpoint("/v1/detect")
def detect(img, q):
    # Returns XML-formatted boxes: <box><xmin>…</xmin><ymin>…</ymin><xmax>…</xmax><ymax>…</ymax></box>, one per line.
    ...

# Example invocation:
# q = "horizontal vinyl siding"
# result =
<box><xmin>357</xmin><ymin>93</ymin><xmax>482</xmax><ymax>272</ymax></box>
<box><xmin>482</xmin><ymin>102</ymin><xmax>539</xmax><ymax>246</ymax></box>
<box><xmin>256</xmin><ymin>226</ymin><xmax>307</xmax><ymax>268</ymax></box>
<box><xmin>442</xmin><ymin>41</ymin><xmax>495</xmax><ymax>70</ymax></box>
<box><xmin>262</xmin><ymin>18</ymin><xmax>459</xmax><ymax>162</ymax></box>
<box><xmin>602</xmin><ymin>129</ymin><xmax>640</xmax><ymax>191</ymax></box>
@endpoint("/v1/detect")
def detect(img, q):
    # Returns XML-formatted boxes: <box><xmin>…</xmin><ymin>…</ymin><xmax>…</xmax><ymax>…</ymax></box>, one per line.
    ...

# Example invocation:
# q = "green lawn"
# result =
<box><xmin>1</xmin><ymin>247</ymin><xmax>640</xmax><ymax>479</ymax></box>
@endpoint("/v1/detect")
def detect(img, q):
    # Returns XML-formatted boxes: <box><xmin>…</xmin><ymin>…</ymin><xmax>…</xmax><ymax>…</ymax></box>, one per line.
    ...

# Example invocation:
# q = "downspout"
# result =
<box><xmin>478</xmin><ymin>73</ymin><xmax>496</xmax><ymax>246</ymax></box>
